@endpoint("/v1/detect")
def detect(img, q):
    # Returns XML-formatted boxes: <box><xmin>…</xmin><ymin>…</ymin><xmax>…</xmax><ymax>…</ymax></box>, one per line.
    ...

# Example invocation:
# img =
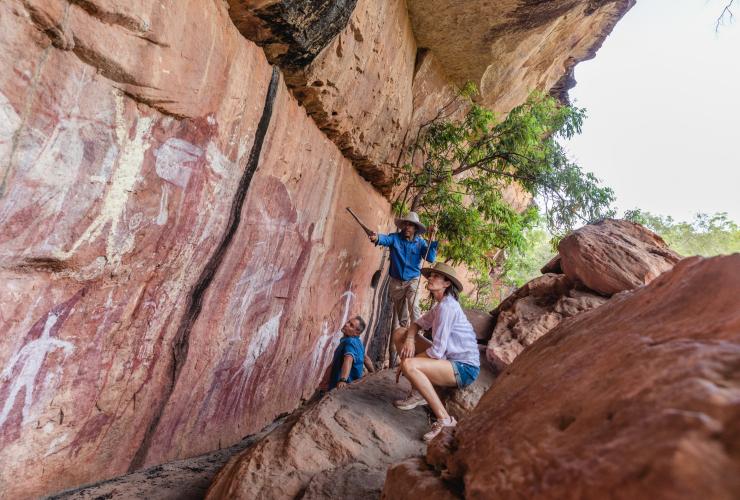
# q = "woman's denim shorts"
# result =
<box><xmin>450</xmin><ymin>361</ymin><xmax>480</xmax><ymax>388</ymax></box>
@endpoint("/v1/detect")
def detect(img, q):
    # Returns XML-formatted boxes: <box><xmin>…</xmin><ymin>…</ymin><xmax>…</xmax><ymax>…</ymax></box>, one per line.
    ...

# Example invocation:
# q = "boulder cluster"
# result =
<box><xmin>383</xmin><ymin>222</ymin><xmax>739</xmax><ymax>499</ymax></box>
<box><xmin>486</xmin><ymin>218</ymin><xmax>681</xmax><ymax>368</ymax></box>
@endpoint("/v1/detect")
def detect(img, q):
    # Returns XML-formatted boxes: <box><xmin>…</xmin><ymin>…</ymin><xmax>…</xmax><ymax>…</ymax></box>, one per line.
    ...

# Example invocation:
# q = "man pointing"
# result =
<box><xmin>369</xmin><ymin>212</ymin><xmax>439</xmax><ymax>332</ymax></box>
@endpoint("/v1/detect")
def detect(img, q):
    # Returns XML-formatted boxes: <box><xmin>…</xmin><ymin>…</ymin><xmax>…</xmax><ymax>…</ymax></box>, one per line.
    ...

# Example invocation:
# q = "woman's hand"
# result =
<box><xmin>369</xmin><ymin>232</ymin><xmax>378</xmax><ymax>243</ymax></box>
<box><xmin>400</xmin><ymin>337</ymin><xmax>416</xmax><ymax>359</ymax></box>
<box><xmin>337</xmin><ymin>381</ymin><xmax>348</xmax><ymax>390</ymax></box>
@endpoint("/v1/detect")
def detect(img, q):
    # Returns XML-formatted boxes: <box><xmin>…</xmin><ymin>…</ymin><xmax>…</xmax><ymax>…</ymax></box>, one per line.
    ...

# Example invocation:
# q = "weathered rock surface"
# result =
<box><xmin>386</xmin><ymin>255</ymin><xmax>740</xmax><ymax>499</ymax></box>
<box><xmin>228</xmin><ymin>1</ymin><xmax>632</xmax><ymax>192</ymax></box>
<box><xmin>406</xmin><ymin>0</ymin><xmax>636</xmax><ymax>113</ymax></box>
<box><xmin>48</xmin><ymin>418</ymin><xmax>284</xmax><ymax>500</ymax></box>
<box><xmin>482</xmin><ymin>220</ymin><xmax>681</xmax><ymax>369</ymax></box>
<box><xmin>229</xmin><ymin>0</ymin><xmax>417</xmax><ymax>192</ymax></box>
<box><xmin>444</xmin><ymin>355</ymin><xmax>498</xmax><ymax>421</ymax></box>
<box><xmin>206</xmin><ymin>371</ymin><xmax>429</xmax><ymax>499</ymax></box>
<box><xmin>383</xmin><ymin>457</ymin><xmax>459</xmax><ymax>500</ymax></box>
<box><xmin>487</xmin><ymin>273</ymin><xmax>608</xmax><ymax>369</ymax></box>
<box><xmin>226</xmin><ymin>0</ymin><xmax>360</xmax><ymax>69</ymax></box>
<box><xmin>0</xmin><ymin>0</ymin><xmax>392</xmax><ymax>497</ymax></box>
<box><xmin>559</xmin><ymin>218</ymin><xmax>682</xmax><ymax>296</ymax></box>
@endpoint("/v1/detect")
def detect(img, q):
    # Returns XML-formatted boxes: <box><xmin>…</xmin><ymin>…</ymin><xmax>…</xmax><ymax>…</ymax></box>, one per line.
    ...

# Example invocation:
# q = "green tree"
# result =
<box><xmin>624</xmin><ymin>209</ymin><xmax>740</xmax><ymax>256</ymax></box>
<box><xmin>501</xmin><ymin>220</ymin><xmax>557</xmax><ymax>288</ymax></box>
<box><xmin>394</xmin><ymin>87</ymin><xmax>614</xmax><ymax>274</ymax></box>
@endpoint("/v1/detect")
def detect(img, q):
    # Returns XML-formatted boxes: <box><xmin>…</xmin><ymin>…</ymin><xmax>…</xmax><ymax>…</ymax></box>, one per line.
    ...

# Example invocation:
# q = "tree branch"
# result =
<box><xmin>717</xmin><ymin>0</ymin><xmax>736</xmax><ymax>32</ymax></box>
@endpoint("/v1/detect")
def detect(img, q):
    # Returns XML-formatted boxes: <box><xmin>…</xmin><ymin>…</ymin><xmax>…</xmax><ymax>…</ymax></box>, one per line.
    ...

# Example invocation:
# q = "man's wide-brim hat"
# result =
<box><xmin>394</xmin><ymin>211</ymin><xmax>426</xmax><ymax>234</ymax></box>
<box><xmin>421</xmin><ymin>262</ymin><xmax>463</xmax><ymax>292</ymax></box>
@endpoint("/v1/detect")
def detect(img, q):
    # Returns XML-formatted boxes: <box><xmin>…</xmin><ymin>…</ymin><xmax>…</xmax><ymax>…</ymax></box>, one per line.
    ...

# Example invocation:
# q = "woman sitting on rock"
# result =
<box><xmin>391</xmin><ymin>262</ymin><xmax>480</xmax><ymax>442</ymax></box>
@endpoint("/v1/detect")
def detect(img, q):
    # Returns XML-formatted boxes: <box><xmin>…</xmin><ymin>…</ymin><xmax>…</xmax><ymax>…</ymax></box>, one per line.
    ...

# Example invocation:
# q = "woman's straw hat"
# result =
<box><xmin>421</xmin><ymin>262</ymin><xmax>463</xmax><ymax>292</ymax></box>
<box><xmin>394</xmin><ymin>211</ymin><xmax>426</xmax><ymax>234</ymax></box>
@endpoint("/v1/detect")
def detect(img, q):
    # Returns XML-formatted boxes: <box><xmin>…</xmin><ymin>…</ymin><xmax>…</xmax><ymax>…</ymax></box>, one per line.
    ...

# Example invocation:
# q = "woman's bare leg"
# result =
<box><xmin>401</xmin><ymin>357</ymin><xmax>456</xmax><ymax>420</ymax></box>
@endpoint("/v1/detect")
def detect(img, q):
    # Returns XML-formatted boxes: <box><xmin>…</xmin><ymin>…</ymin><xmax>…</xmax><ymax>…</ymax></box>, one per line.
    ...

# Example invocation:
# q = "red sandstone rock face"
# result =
<box><xmin>385</xmin><ymin>255</ymin><xmax>740</xmax><ymax>499</ymax></box>
<box><xmin>559</xmin><ymin>219</ymin><xmax>682</xmax><ymax>296</ymax></box>
<box><xmin>0</xmin><ymin>1</ymin><xmax>391</xmax><ymax>497</ymax></box>
<box><xmin>206</xmin><ymin>371</ymin><xmax>429</xmax><ymax>499</ymax></box>
<box><xmin>228</xmin><ymin>0</ymin><xmax>417</xmax><ymax>192</ymax></box>
<box><xmin>406</xmin><ymin>0</ymin><xmax>635</xmax><ymax>113</ymax></box>
<box><xmin>487</xmin><ymin>273</ymin><xmax>607</xmax><ymax>369</ymax></box>
<box><xmin>383</xmin><ymin>458</ymin><xmax>459</xmax><ymax>500</ymax></box>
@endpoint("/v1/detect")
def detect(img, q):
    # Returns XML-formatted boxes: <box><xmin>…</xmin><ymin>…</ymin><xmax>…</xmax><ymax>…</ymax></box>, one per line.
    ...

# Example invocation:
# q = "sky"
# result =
<box><xmin>561</xmin><ymin>0</ymin><xmax>740</xmax><ymax>223</ymax></box>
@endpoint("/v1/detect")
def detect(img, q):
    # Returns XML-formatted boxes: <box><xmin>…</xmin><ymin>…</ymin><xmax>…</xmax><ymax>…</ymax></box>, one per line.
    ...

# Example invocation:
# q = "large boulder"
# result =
<box><xmin>383</xmin><ymin>255</ymin><xmax>740</xmax><ymax>499</ymax></box>
<box><xmin>444</xmin><ymin>355</ymin><xmax>498</xmax><ymax>421</ymax></box>
<box><xmin>559</xmin><ymin>219</ymin><xmax>682</xmax><ymax>296</ymax></box>
<box><xmin>206</xmin><ymin>371</ymin><xmax>428</xmax><ymax>499</ymax></box>
<box><xmin>487</xmin><ymin>273</ymin><xmax>608</xmax><ymax>369</ymax></box>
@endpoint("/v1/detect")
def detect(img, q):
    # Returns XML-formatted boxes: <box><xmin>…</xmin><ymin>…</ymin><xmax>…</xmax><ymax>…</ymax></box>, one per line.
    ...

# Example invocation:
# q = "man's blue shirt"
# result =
<box><xmin>376</xmin><ymin>232</ymin><xmax>438</xmax><ymax>281</ymax></box>
<box><xmin>329</xmin><ymin>336</ymin><xmax>365</xmax><ymax>389</ymax></box>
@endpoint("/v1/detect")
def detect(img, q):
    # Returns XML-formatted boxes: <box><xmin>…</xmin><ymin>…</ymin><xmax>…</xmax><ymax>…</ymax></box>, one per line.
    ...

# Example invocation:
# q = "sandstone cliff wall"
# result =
<box><xmin>0</xmin><ymin>0</ymin><xmax>633</xmax><ymax>497</ymax></box>
<box><xmin>0</xmin><ymin>1</ymin><xmax>390</xmax><ymax>496</ymax></box>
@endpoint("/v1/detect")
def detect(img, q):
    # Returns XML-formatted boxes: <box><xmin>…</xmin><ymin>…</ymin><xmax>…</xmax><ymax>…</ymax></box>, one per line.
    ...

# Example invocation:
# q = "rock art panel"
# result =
<box><xmin>0</xmin><ymin>0</ymin><xmax>391</xmax><ymax>497</ymax></box>
<box><xmin>386</xmin><ymin>255</ymin><xmax>740</xmax><ymax>499</ymax></box>
<box><xmin>142</xmin><ymin>79</ymin><xmax>392</xmax><ymax>466</ymax></box>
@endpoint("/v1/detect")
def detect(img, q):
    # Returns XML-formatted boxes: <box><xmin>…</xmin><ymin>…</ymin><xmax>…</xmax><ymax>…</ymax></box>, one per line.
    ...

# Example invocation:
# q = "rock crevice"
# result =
<box><xmin>127</xmin><ymin>66</ymin><xmax>282</xmax><ymax>472</ymax></box>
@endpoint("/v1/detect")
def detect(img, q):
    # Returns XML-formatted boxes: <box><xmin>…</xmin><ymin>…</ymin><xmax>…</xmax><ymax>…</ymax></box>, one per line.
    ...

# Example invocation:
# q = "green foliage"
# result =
<box><xmin>459</xmin><ymin>268</ymin><xmax>500</xmax><ymax>311</ymax></box>
<box><xmin>501</xmin><ymin>210</ymin><xmax>740</xmax><ymax>292</ymax></box>
<box><xmin>624</xmin><ymin>209</ymin><xmax>740</xmax><ymax>256</ymax></box>
<box><xmin>501</xmin><ymin>220</ymin><xmax>557</xmax><ymax>288</ymax></box>
<box><xmin>394</xmin><ymin>87</ymin><xmax>614</xmax><ymax>273</ymax></box>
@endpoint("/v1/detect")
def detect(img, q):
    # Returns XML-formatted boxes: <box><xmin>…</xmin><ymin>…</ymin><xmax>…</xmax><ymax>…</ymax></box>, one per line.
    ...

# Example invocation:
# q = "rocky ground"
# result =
<box><xmin>207</xmin><ymin>371</ymin><xmax>430</xmax><ymax>499</ymax></box>
<box><xmin>47</xmin><ymin>372</ymin><xmax>430</xmax><ymax>500</ymax></box>
<box><xmin>46</xmin><ymin>419</ymin><xmax>285</xmax><ymax>500</ymax></box>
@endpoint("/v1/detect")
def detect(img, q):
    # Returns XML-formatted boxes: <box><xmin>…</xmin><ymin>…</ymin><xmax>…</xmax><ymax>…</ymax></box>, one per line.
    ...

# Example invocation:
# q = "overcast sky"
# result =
<box><xmin>561</xmin><ymin>0</ymin><xmax>740</xmax><ymax>222</ymax></box>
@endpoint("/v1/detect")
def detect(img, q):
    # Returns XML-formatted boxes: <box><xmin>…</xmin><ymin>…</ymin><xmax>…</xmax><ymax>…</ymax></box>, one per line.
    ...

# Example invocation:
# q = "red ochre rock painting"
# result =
<box><xmin>0</xmin><ymin>0</ymin><xmax>391</xmax><ymax>497</ymax></box>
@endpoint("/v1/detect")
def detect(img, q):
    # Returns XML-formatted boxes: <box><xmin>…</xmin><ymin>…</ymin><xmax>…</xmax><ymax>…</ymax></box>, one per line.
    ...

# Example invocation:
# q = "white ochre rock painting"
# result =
<box><xmin>0</xmin><ymin>289</ymin><xmax>82</xmax><ymax>442</ymax></box>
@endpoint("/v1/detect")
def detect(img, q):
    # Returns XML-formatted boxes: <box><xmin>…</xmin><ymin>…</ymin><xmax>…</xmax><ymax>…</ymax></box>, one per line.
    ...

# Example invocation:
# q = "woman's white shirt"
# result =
<box><xmin>415</xmin><ymin>295</ymin><xmax>480</xmax><ymax>367</ymax></box>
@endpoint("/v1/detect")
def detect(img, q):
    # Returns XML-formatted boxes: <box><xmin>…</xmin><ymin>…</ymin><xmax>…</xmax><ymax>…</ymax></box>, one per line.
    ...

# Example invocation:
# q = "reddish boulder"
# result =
<box><xmin>444</xmin><ymin>356</ymin><xmax>498</xmax><ymax>421</ymax></box>
<box><xmin>559</xmin><ymin>219</ymin><xmax>681</xmax><ymax>296</ymax></box>
<box><xmin>382</xmin><ymin>458</ymin><xmax>459</xmax><ymax>500</ymax></box>
<box><xmin>386</xmin><ymin>255</ymin><xmax>740</xmax><ymax>499</ymax></box>
<box><xmin>206</xmin><ymin>371</ymin><xmax>428</xmax><ymax>499</ymax></box>
<box><xmin>487</xmin><ymin>273</ymin><xmax>607</xmax><ymax>368</ymax></box>
<box><xmin>464</xmin><ymin>308</ymin><xmax>496</xmax><ymax>341</ymax></box>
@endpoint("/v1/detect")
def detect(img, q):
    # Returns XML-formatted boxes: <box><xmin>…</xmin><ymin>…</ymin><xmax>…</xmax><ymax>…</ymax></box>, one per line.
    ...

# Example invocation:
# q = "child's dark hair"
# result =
<box><xmin>354</xmin><ymin>315</ymin><xmax>367</xmax><ymax>333</ymax></box>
